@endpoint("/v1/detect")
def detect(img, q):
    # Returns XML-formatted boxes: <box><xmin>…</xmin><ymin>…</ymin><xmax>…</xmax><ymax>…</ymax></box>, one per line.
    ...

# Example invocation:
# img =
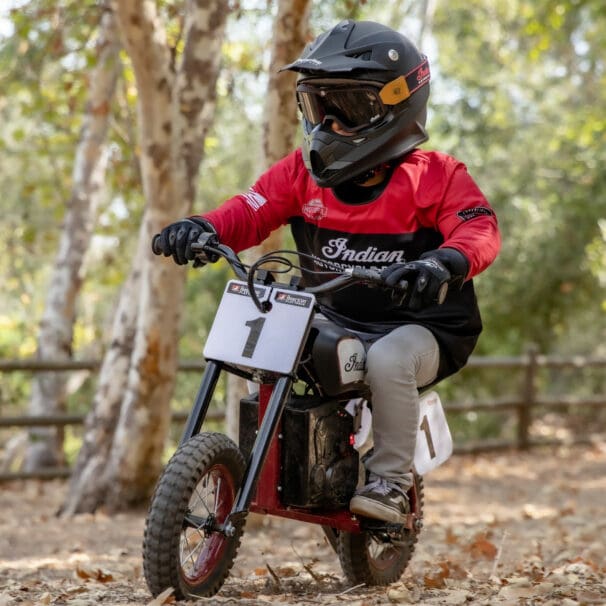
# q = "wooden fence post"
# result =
<box><xmin>518</xmin><ymin>343</ymin><xmax>538</xmax><ymax>449</ymax></box>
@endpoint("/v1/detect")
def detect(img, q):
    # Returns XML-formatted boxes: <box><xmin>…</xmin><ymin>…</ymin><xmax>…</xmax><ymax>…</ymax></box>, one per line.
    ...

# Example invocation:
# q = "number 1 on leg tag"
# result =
<box><xmin>413</xmin><ymin>391</ymin><xmax>453</xmax><ymax>475</ymax></box>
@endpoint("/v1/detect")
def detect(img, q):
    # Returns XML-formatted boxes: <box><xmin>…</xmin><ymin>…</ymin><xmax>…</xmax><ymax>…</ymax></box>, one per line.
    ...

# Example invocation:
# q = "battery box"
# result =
<box><xmin>239</xmin><ymin>393</ymin><xmax>359</xmax><ymax>509</ymax></box>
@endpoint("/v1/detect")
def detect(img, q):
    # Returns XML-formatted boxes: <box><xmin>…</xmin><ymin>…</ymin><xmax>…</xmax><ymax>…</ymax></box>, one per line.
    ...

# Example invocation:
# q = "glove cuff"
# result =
<box><xmin>421</xmin><ymin>247</ymin><xmax>469</xmax><ymax>280</ymax></box>
<box><xmin>188</xmin><ymin>216</ymin><xmax>217</xmax><ymax>234</ymax></box>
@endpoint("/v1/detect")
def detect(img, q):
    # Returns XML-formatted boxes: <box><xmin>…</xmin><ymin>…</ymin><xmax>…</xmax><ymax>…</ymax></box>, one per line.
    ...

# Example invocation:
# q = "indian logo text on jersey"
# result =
<box><xmin>321</xmin><ymin>237</ymin><xmax>406</xmax><ymax>264</ymax></box>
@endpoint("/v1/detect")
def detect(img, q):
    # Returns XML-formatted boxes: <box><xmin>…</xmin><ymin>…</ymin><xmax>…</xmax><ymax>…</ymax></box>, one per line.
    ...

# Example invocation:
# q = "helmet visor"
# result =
<box><xmin>296</xmin><ymin>81</ymin><xmax>387</xmax><ymax>132</ymax></box>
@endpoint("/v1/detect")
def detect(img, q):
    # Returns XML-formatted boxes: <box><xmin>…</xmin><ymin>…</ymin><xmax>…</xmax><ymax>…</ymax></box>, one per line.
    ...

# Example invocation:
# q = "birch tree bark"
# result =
<box><xmin>61</xmin><ymin>0</ymin><xmax>229</xmax><ymax>514</ymax></box>
<box><xmin>225</xmin><ymin>0</ymin><xmax>311</xmax><ymax>440</ymax></box>
<box><xmin>262</xmin><ymin>0</ymin><xmax>311</xmax><ymax>167</ymax></box>
<box><xmin>24</xmin><ymin>8</ymin><xmax>121</xmax><ymax>472</ymax></box>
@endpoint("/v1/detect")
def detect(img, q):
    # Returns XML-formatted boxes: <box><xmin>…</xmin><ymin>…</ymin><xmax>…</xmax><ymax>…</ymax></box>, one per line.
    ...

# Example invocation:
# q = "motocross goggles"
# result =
<box><xmin>296</xmin><ymin>58</ymin><xmax>430</xmax><ymax>133</ymax></box>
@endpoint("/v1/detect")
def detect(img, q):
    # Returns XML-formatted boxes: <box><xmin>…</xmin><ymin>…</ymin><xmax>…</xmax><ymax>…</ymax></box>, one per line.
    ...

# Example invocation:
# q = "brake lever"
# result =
<box><xmin>190</xmin><ymin>233</ymin><xmax>221</xmax><ymax>264</ymax></box>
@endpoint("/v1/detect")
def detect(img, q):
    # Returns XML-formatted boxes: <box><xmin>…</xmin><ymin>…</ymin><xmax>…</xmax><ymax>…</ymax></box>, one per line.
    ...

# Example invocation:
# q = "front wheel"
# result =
<box><xmin>143</xmin><ymin>432</ymin><xmax>246</xmax><ymax>600</ymax></box>
<box><xmin>335</xmin><ymin>474</ymin><xmax>424</xmax><ymax>586</ymax></box>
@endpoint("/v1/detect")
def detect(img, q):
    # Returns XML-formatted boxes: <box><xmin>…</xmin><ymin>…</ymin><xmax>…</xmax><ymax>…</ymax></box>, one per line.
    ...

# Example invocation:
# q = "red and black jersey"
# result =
<box><xmin>202</xmin><ymin>148</ymin><xmax>500</xmax><ymax>379</ymax></box>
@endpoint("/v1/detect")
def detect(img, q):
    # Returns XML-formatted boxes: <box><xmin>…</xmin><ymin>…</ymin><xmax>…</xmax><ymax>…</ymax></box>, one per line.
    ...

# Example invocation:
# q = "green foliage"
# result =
<box><xmin>430</xmin><ymin>0</ymin><xmax>606</xmax><ymax>355</ymax></box>
<box><xmin>0</xmin><ymin>1</ymin><xmax>142</xmax><ymax>358</ymax></box>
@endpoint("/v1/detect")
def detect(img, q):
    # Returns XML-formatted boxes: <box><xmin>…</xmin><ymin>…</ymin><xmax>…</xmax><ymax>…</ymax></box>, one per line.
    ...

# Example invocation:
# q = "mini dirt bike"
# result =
<box><xmin>144</xmin><ymin>234</ymin><xmax>453</xmax><ymax>600</ymax></box>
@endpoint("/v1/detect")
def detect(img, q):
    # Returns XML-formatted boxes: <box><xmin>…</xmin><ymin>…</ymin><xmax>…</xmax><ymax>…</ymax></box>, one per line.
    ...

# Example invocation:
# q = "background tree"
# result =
<box><xmin>429</xmin><ymin>0</ymin><xmax>606</xmax><ymax>355</ymax></box>
<box><xmin>61</xmin><ymin>0</ymin><xmax>230</xmax><ymax>513</ymax></box>
<box><xmin>25</xmin><ymin>5</ymin><xmax>121</xmax><ymax>473</ymax></box>
<box><xmin>0</xmin><ymin>0</ymin><xmax>144</xmax><ymax>473</ymax></box>
<box><xmin>225</xmin><ymin>0</ymin><xmax>312</xmax><ymax>438</ymax></box>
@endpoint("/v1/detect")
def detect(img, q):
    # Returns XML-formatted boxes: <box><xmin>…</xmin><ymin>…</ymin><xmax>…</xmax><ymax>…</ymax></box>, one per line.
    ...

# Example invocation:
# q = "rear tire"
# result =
<box><xmin>321</xmin><ymin>525</ymin><xmax>339</xmax><ymax>553</ymax></box>
<box><xmin>336</xmin><ymin>474</ymin><xmax>424</xmax><ymax>586</ymax></box>
<box><xmin>143</xmin><ymin>432</ymin><xmax>246</xmax><ymax>599</ymax></box>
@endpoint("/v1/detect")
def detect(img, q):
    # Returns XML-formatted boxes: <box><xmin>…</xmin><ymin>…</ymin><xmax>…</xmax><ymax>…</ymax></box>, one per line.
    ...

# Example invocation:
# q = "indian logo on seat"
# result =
<box><xmin>337</xmin><ymin>338</ymin><xmax>366</xmax><ymax>384</ymax></box>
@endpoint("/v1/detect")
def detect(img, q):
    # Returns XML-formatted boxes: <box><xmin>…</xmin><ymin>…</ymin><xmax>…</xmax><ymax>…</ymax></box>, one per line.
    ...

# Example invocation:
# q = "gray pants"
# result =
<box><xmin>363</xmin><ymin>324</ymin><xmax>440</xmax><ymax>490</ymax></box>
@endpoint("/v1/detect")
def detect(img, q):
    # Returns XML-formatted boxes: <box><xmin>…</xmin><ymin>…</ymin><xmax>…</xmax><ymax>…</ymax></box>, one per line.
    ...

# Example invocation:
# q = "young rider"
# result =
<box><xmin>155</xmin><ymin>20</ymin><xmax>501</xmax><ymax>524</ymax></box>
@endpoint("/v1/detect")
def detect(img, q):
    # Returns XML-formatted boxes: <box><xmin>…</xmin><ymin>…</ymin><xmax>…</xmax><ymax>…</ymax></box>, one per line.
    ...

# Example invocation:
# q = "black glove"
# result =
<box><xmin>154</xmin><ymin>217</ymin><xmax>218</xmax><ymax>265</ymax></box>
<box><xmin>382</xmin><ymin>248</ymin><xmax>469</xmax><ymax>311</ymax></box>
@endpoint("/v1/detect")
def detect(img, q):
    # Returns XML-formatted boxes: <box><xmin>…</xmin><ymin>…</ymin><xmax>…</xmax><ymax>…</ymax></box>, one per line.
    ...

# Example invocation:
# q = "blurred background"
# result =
<box><xmin>0</xmin><ymin>0</ymin><xmax>605</xmax><ymax>514</ymax></box>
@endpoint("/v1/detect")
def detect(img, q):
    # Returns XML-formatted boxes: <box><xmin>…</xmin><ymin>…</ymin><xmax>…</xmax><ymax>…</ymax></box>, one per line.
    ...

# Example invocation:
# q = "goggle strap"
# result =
<box><xmin>379</xmin><ymin>57</ymin><xmax>430</xmax><ymax>106</ymax></box>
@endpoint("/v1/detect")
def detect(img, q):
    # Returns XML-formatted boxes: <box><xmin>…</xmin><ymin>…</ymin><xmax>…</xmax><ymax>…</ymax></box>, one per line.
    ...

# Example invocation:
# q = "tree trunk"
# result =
<box><xmin>60</xmin><ymin>239</ymin><xmax>144</xmax><ymax>513</ymax></box>
<box><xmin>224</xmin><ymin>0</ymin><xmax>311</xmax><ymax>440</ymax></box>
<box><xmin>415</xmin><ymin>0</ymin><xmax>436</xmax><ymax>47</ymax></box>
<box><xmin>61</xmin><ymin>0</ymin><xmax>230</xmax><ymax>514</ymax></box>
<box><xmin>262</xmin><ymin>0</ymin><xmax>311</xmax><ymax>167</ymax></box>
<box><xmin>25</xmin><ymin>8</ymin><xmax>121</xmax><ymax>473</ymax></box>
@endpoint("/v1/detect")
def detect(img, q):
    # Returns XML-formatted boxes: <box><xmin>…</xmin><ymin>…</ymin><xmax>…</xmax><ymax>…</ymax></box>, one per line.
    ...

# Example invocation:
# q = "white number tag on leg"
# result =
<box><xmin>413</xmin><ymin>391</ymin><xmax>453</xmax><ymax>475</ymax></box>
<box><xmin>203</xmin><ymin>281</ymin><xmax>315</xmax><ymax>374</ymax></box>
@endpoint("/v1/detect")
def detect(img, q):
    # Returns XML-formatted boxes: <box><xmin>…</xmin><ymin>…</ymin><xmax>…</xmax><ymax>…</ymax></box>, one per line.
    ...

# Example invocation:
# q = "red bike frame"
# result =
<box><xmin>248</xmin><ymin>383</ymin><xmax>420</xmax><ymax>533</ymax></box>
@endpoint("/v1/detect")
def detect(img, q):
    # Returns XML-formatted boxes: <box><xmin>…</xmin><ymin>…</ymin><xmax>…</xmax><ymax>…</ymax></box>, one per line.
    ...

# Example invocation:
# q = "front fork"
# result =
<box><xmin>180</xmin><ymin>360</ymin><xmax>222</xmax><ymax>445</ymax></box>
<box><xmin>179</xmin><ymin>360</ymin><xmax>292</xmax><ymax>536</ymax></box>
<box><xmin>224</xmin><ymin>377</ymin><xmax>292</xmax><ymax>535</ymax></box>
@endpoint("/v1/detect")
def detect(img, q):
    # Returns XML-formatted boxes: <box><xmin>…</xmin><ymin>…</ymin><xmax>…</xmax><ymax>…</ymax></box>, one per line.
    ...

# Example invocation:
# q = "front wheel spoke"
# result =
<box><xmin>192</xmin><ymin>475</ymin><xmax>217</xmax><ymax>516</ymax></box>
<box><xmin>214</xmin><ymin>476</ymin><xmax>222</xmax><ymax>514</ymax></box>
<box><xmin>181</xmin><ymin>531</ymin><xmax>207</xmax><ymax>571</ymax></box>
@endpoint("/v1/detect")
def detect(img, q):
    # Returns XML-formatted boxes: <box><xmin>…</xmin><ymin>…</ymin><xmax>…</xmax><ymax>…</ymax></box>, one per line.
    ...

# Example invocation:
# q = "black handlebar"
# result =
<box><xmin>151</xmin><ymin>232</ymin><xmax>409</xmax><ymax>304</ymax></box>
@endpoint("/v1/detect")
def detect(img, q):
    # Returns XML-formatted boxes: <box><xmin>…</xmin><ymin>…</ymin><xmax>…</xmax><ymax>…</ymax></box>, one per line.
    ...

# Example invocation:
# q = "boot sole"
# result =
<box><xmin>349</xmin><ymin>494</ymin><xmax>407</xmax><ymax>524</ymax></box>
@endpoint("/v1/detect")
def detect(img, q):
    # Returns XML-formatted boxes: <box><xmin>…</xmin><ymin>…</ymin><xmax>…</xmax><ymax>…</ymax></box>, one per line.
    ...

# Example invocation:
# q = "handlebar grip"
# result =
<box><xmin>151</xmin><ymin>234</ymin><xmax>163</xmax><ymax>256</ymax></box>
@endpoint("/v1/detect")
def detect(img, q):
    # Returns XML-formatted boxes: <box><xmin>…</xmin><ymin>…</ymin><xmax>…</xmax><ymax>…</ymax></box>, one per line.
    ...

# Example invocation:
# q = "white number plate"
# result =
<box><xmin>413</xmin><ymin>391</ymin><xmax>453</xmax><ymax>475</ymax></box>
<box><xmin>203</xmin><ymin>280</ymin><xmax>315</xmax><ymax>374</ymax></box>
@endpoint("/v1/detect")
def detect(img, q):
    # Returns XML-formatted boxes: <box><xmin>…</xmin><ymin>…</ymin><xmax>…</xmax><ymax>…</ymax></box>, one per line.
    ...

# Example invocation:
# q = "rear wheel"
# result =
<box><xmin>143</xmin><ymin>432</ymin><xmax>246</xmax><ymax>599</ymax></box>
<box><xmin>336</xmin><ymin>474</ymin><xmax>424</xmax><ymax>586</ymax></box>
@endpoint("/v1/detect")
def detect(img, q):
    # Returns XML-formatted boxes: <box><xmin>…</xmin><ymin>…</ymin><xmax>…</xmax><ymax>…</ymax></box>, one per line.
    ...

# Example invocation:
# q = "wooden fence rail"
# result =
<box><xmin>1</xmin><ymin>348</ymin><xmax>605</xmax><ymax>481</ymax></box>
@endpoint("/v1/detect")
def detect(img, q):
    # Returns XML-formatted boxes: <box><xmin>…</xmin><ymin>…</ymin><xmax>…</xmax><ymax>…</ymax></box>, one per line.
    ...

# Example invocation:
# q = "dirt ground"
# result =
<box><xmin>1</xmin><ymin>442</ymin><xmax>605</xmax><ymax>606</ymax></box>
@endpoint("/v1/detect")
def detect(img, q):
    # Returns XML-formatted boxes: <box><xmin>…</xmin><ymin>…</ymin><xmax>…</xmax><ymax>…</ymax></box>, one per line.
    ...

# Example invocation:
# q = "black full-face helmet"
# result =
<box><xmin>282</xmin><ymin>20</ymin><xmax>430</xmax><ymax>193</ymax></box>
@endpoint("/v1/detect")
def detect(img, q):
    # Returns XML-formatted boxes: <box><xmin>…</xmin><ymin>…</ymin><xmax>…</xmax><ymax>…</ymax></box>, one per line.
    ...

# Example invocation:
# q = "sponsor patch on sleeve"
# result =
<box><xmin>456</xmin><ymin>207</ymin><xmax>495</xmax><ymax>222</ymax></box>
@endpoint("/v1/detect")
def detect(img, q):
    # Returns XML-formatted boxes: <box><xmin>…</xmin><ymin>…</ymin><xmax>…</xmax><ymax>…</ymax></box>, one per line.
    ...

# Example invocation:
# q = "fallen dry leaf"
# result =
<box><xmin>445</xmin><ymin>527</ymin><xmax>459</xmax><ymax>545</ymax></box>
<box><xmin>439</xmin><ymin>589</ymin><xmax>472</xmax><ymax>605</ymax></box>
<box><xmin>499</xmin><ymin>583</ymin><xmax>536</xmax><ymax>600</ymax></box>
<box><xmin>522</xmin><ymin>503</ymin><xmax>558</xmax><ymax>520</ymax></box>
<box><xmin>145</xmin><ymin>587</ymin><xmax>175</xmax><ymax>605</ymax></box>
<box><xmin>75</xmin><ymin>565</ymin><xmax>114</xmax><ymax>583</ymax></box>
<box><xmin>466</xmin><ymin>532</ymin><xmax>498</xmax><ymax>559</ymax></box>
<box><xmin>386</xmin><ymin>584</ymin><xmax>413</xmax><ymax>603</ymax></box>
<box><xmin>1</xmin><ymin>446</ymin><xmax>605</xmax><ymax>606</ymax></box>
<box><xmin>423</xmin><ymin>559</ymin><xmax>470</xmax><ymax>589</ymax></box>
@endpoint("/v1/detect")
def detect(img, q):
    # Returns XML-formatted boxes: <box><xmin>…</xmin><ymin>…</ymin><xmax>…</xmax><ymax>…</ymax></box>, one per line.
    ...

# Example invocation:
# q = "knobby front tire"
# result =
<box><xmin>143</xmin><ymin>432</ymin><xmax>246</xmax><ymax>600</ymax></box>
